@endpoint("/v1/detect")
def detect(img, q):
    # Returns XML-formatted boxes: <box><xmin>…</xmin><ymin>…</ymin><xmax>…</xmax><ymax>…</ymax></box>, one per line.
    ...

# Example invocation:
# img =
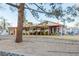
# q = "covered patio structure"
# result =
<box><xmin>23</xmin><ymin>21</ymin><xmax>64</xmax><ymax>35</ymax></box>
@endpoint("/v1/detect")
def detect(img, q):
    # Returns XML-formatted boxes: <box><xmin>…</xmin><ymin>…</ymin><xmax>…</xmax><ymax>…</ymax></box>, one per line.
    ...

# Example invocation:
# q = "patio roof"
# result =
<box><xmin>8</xmin><ymin>21</ymin><xmax>64</xmax><ymax>29</ymax></box>
<box><xmin>37</xmin><ymin>21</ymin><xmax>63</xmax><ymax>27</ymax></box>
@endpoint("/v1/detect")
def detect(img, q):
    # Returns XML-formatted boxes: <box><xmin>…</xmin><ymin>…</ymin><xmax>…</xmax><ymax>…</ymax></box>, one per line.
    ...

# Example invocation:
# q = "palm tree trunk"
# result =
<box><xmin>16</xmin><ymin>3</ymin><xmax>25</xmax><ymax>43</ymax></box>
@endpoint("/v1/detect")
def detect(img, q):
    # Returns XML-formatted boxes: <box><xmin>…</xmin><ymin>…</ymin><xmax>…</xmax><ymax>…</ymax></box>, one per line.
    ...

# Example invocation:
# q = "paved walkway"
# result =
<box><xmin>0</xmin><ymin>35</ymin><xmax>79</xmax><ymax>56</ymax></box>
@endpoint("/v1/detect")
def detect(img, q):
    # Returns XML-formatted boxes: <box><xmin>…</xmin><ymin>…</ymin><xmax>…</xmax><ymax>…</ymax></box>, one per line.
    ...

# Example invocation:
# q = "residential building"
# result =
<box><xmin>8</xmin><ymin>21</ymin><xmax>64</xmax><ymax>35</ymax></box>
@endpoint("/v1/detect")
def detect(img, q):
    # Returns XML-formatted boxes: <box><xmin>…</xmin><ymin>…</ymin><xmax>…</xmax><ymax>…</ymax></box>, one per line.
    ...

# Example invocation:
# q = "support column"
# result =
<box><xmin>60</xmin><ymin>26</ymin><xmax>63</xmax><ymax>36</ymax></box>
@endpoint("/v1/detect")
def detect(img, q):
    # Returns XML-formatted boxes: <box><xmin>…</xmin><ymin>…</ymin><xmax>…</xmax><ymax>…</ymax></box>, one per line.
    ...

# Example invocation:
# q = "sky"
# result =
<box><xmin>0</xmin><ymin>3</ymin><xmax>79</xmax><ymax>27</ymax></box>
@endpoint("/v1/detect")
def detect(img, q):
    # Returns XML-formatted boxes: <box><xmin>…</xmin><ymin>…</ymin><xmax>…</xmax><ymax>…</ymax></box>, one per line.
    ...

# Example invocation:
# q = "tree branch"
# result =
<box><xmin>6</xmin><ymin>3</ymin><xmax>19</xmax><ymax>8</ymax></box>
<box><xmin>6</xmin><ymin>3</ymin><xmax>46</xmax><ymax>13</ymax></box>
<box><xmin>25</xmin><ymin>4</ymin><xmax>46</xmax><ymax>13</ymax></box>
<box><xmin>25</xmin><ymin>4</ymin><xmax>52</xmax><ymax>14</ymax></box>
<box><xmin>33</xmin><ymin>3</ymin><xmax>53</xmax><ymax>15</ymax></box>
<box><xmin>6</xmin><ymin>3</ymin><xmax>52</xmax><ymax>14</ymax></box>
<box><xmin>33</xmin><ymin>3</ymin><xmax>46</xmax><ymax>13</ymax></box>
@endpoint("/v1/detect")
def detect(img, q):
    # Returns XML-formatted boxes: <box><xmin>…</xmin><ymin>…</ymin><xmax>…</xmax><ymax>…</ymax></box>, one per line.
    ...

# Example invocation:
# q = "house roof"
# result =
<box><xmin>38</xmin><ymin>21</ymin><xmax>63</xmax><ymax>26</ymax></box>
<box><xmin>23</xmin><ymin>22</ymin><xmax>33</xmax><ymax>27</ymax></box>
<box><xmin>8</xmin><ymin>21</ymin><xmax>64</xmax><ymax>29</ymax></box>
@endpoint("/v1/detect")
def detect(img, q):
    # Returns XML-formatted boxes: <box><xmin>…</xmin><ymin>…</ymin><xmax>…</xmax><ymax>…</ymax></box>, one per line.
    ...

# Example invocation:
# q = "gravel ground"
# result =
<box><xmin>0</xmin><ymin>35</ymin><xmax>79</xmax><ymax>56</ymax></box>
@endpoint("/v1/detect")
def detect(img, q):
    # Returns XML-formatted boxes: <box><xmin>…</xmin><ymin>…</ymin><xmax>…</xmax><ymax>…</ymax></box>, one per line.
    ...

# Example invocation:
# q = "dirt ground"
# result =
<box><xmin>0</xmin><ymin>35</ymin><xmax>79</xmax><ymax>56</ymax></box>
